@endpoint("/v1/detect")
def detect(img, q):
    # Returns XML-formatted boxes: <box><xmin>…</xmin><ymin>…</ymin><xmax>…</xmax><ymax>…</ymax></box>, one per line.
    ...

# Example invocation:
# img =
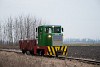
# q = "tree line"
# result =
<box><xmin>0</xmin><ymin>15</ymin><xmax>43</xmax><ymax>45</ymax></box>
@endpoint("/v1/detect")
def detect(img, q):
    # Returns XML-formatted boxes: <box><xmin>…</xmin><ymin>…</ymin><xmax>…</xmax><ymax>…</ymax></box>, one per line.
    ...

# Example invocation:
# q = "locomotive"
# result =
<box><xmin>19</xmin><ymin>25</ymin><xmax>67</xmax><ymax>57</ymax></box>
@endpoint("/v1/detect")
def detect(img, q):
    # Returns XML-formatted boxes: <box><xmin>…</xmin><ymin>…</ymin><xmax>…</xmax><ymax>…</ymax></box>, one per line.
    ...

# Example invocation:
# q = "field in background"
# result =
<box><xmin>0</xmin><ymin>43</ymin><xmax>100</xmax><ymax>50</ymax></box>
<box><xmin>64</xmin><ymin>43</ymin><xmax>100</xmax><ymax>46</ymax></box>
<box><xmin>68</xmin><ymin>46</ymin><xmax>100</xmax><ymax>61</ymax></box>
<box><xmin>0</xmin><ymin>45</ymin><xmax>19</xmax><ymax>49</ymax></box>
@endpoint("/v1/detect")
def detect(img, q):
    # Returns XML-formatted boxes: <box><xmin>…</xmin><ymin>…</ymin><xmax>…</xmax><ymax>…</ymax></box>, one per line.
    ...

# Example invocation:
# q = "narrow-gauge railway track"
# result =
<box><xmin>0</xmin><ymin>49</ymin><xmax>22</xmax><ymax>53</ymax></box>
<box><xmin>0</xmin><ymin>49</ymin><xmax>100</xmax><ymax>65</ymax></box>
<box><xmin>67</xmin><ymin>57</ymin><xmax>100</xmax><ymax>65</ymax></box>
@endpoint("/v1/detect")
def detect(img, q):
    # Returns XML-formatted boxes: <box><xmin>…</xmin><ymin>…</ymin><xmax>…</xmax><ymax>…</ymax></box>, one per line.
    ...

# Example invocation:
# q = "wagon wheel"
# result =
<box><xmin>30</xmin><ymin>50</ymin><xmax>34</xmax><ymax>56</ymax></box>
<box><xmin>26</xmin><ymin>51</ymin><xmax>31</xmax><ymax>55</ymax></box>
<box><xmin>22</xmin><ymin>50</ymin><xmax>26</xmax><ymax>54</ymax></box>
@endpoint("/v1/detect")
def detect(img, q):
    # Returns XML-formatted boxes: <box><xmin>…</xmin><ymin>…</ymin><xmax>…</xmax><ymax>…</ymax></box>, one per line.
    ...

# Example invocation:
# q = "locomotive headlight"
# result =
<box><xmin>52</xmin><ymin>26</ymin><xmax>54</xmax><ymax>28</ymax></box>
<box><xmin>48</xmin><ymin>35</ymin><xmax>51</xmax><ymax>38</ymax></box>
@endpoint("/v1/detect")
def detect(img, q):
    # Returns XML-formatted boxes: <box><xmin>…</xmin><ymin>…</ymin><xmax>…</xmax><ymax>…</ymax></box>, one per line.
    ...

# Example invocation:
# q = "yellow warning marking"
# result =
<box><xmin>55</xmin><ymin>46</ymin><xmax>60</xmax><ymax>51</ymax></box>
<box><xmin>48</xmin><ymin>46</ymin><xmax>52</xmax><ymax>55</ymax></box>
<box><xmin>50</xmin><ymin>52</ymin><xmax>52</xmax><ymax>55</ymax></box>
<box><xmin>51</xmin><ymin>46</ymin><xmax>55</xmax><ymax>55</ymax></box>
<box><xmin>63</xmin><ymin>46</ymin><xmax>67</xmax><ymax>55</ymax></box>
<box><xmin>64</xmin><ymin>46</ymin><xmax>67</xmax><ymax>51</ymax></box>
<box><xmin>63</xmin><ymin>51</ymin><xmax>65</xmax><ymax>55</ymax></box>
<box><xmin>66</xmin><ymin>46</ymin><xmax>68</xmax><ymax>56</ymax></box>
<box><xmin>61</xmin><ymin>46</ymin><xmax>64</xmax><ymax>51</ymax></box>
<box><xmin>48</xmin><ymin>46</ymin><xmax>51</xmax><ymax>52</ymax></box>
<box><xmin>47</xmin><ymin>46</ymin><xmax>68</xmax><ymax>56</ymax></box>
<box><xmin>66</xmin><ymin>52</ymin><xmax>68</xmax><ymax>55</ymax></box>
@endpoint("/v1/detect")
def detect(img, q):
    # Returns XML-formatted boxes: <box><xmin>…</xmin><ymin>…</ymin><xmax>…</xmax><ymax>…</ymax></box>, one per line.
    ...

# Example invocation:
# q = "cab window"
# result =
<box><xmin>54</xmin><ymin>27</ymin><xmax>61</xmax><ymax>33</ymax></box>
<box><xmin>38</xmin><ymin>27</ymin><xmax>42</xmax><ymax>32</ymax></box>
<box><xmin>45</xmin><ymin>27</ymin><xmax>52</xmax><ymax>33</ymax></box>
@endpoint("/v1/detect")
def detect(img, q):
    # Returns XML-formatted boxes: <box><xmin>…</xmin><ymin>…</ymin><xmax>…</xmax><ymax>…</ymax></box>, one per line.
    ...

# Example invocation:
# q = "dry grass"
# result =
<box><xmin>0</xmin><ymin>51</ymin><xmax>99</xmax><ymax>67</ymax></box>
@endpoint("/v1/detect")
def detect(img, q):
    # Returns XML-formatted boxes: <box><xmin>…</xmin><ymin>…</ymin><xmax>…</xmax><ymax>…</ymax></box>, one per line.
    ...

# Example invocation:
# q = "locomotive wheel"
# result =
<box><xmin>56</xmin><ymin>50</ymin><xmax>63</xmax><ymax>57</ymax></box>
<box><xmin>39</xmin><ymin>50</ymin><xmax>43</xmax><ymax>56</ymax></box>
<box><xmin>26</xmin><ymin>51</ymin><xmax>31</xmax><ymax>55</ymax></box>
<box><xmin>37</xmin><ymin>49</ymin><xmax>44</xmax><ymax>56</ymax></box>
<box><xmin>30</xmin><ymin>51</ymin><xmax>34</xmax><ymax>55</ymax></box>
<box><xmin>41</xmin><ymin>50</ymin><xmax>44</xmax><ymax>56</ymax></box>
<box><xmin>56</xmin><ymin>52</ymin><xmax>58</xmax><ymax>57</ymax></box>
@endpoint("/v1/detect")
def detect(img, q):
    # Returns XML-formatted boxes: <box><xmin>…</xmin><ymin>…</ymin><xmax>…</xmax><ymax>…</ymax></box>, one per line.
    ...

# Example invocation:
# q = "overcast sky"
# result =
<box><xmin>0</xmin><ymin>0</ymin><xmax>100</xmax><ymax>39</ymax></box>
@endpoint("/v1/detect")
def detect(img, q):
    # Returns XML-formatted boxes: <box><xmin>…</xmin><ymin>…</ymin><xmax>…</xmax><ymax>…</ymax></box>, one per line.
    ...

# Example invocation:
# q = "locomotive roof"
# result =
<box><xmin>39</xmin><ymin>25</ymin><xmax>61</xmax><ymax>27</ymax></box>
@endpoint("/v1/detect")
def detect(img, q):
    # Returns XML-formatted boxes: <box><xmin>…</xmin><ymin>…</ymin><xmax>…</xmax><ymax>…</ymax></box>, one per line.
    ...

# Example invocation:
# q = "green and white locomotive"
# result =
<box><xmin>19</xmin><ymin>25</ymin><xmax>67</xmax><ymax>57</ymax></box>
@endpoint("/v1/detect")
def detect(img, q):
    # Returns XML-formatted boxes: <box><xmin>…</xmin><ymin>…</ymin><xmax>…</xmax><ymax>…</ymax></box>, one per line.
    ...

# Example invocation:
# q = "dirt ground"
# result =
<box><xmin>0</xmin><ymin>51</ymin><xmax>99</xmax><ymax>67</ymax></box>
<box><xmin>0</xmin><ymin>45</ymin><xmax>19</xmax><ymax>49</ymax></box>
<box><xmin>68</xmin><ymin>46</ymin><xmax>100</xmax><ymax>61</ymax></box>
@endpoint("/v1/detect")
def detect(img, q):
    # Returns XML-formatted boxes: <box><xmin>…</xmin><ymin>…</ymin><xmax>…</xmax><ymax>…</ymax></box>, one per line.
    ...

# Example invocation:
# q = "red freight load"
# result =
<box><xmin>19</xmin><ymin>39</ymin><xmax>48</xmax><ymax>55</ymax></box>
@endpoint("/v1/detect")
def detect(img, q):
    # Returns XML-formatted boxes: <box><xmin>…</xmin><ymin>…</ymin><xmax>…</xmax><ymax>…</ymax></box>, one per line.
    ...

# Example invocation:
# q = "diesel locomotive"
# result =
<box><xmin>19</xmin><ymin>25</ymin><xmax>67</xmax><ymax>57</ymax></box>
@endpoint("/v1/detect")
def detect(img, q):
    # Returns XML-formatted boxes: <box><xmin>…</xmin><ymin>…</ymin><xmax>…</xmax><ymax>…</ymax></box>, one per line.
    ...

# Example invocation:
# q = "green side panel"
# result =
<box><xmin>46</xmin><ymin>34</ymin><xmax>52</xmax><ymax>46</ymax></box>
<box><xmin>38</xmin><ymin>26</ymin><xmax>44</xmax><ymax>46</ymax></box>
<box><xmin>38</xmin><ymin>26</ymin><xmax>52</xmax><ymax>46</ymax></box>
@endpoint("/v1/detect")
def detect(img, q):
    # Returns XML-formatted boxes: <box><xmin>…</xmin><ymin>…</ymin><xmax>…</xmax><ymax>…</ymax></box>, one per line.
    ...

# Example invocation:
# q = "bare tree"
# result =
<box><xmin>6</xmin><ymin>17</ymin><xmax>13</xmax><ymax>44</ymax></box>
<box><xmin>25</xmin><ymin>16</ymin><xmax>31</xmax><ymax>39</ymax></box>
<box><xmin>18</xmin><ymin>16</ymin><xmax>24</xmax><ymax>39</ymax></box>
<box><xmin>2</xmin><ymin>25</ymin><xmax>7</xmax><ymax>45</ymax></box>
<box><xmin>0</xmin><ymin>23</ymin><xmax>2</xmax><ymax>44</ymax></box>
<box><xmin>32</xmin><ymin>19</ymin><xmax>37</xmax><ymax>39</ymax></box>
<box><xmin>13</xmin><ymin>18</ymin><xmax>19</xmax><ymax>43</ymax></box>
<box><xmin>1</xmin><ymin>15</ymin><xmax>44</xmax><ymax>45</ymax></box>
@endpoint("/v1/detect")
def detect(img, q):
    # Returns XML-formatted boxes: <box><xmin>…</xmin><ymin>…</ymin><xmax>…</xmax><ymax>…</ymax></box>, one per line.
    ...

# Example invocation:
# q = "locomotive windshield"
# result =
<box><xmin>45</xmin><ymin>26</ymin><xmax>61</xmax><ymax>33</ymax></box>
<box><xmin>54</xmin><ymin>27</ymin><xmax>61</xmax><ymax>33</ymax></box>
<box><xmin>45</xmin><ymin>28</ymin><xmax>52</xmax><ymax>33</ymax></box>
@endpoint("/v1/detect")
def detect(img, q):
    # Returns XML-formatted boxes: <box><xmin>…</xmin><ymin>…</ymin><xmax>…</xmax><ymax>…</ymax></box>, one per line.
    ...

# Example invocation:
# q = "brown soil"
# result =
<box><xmin>68</xmin><ymin>46</ymin><xmax>100</xmax><ymax>61</ymax></box>
<box><xmin>0</xmin><ymin>51</ymin><xmax>99</xmax><ymax>67</ymax></box>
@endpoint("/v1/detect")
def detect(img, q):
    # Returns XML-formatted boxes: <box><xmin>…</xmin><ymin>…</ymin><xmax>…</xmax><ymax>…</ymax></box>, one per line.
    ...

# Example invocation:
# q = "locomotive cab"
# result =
<box><xmin>36</xmin><ymin>25</ymin><xmax>63</xmax><ymax>46</ymax></box>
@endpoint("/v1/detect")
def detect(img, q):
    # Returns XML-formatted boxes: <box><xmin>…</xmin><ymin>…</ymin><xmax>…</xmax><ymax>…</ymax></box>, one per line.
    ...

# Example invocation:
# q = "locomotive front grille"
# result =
<box><xmin>52</xmin><ymin>35</ymin><xmax>63</xmax><ymax>46</ymax></box>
